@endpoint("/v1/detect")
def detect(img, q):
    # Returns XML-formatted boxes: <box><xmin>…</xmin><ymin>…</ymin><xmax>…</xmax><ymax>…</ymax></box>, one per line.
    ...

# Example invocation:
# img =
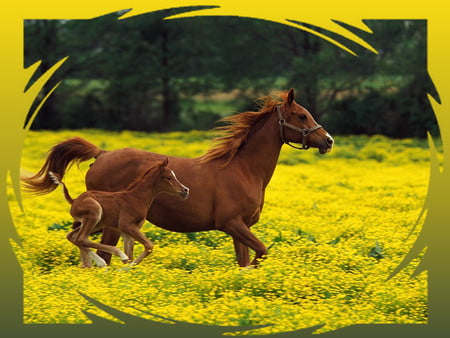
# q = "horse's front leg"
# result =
<box><xmin>220</xmin><ymin>218</ymin><xmax>267</xmax><ymax>266</ymax></box>
<box><xmin>232</xmin><ymin>238</ymin><xmax>250</xmax><ymax>267</ymax></box>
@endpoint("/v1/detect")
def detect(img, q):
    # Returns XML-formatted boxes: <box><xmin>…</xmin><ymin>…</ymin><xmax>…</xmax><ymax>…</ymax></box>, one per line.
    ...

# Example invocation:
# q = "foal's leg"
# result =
<box><xmin>67</xmin><ymin>228</ymin><xmax>96</xmax><ymax>268</ymax></box>
<box><xmin>79</xmin><ymin>248</ymin><xmax>92</xmax><ymax>268</ymax></box>
<box><xmin>119</xmin><ymin>221</ymin><xmax>153</xmax><ymax>265</ymax></box>
<box><xmin>70</xmin><ymin>198</ymin><xmax>128</xmax><ymax>265</ymax></box>
<box><xmin>78</xmin><ymin>236</ymin><xmax>129</xmax><ymax>264</ymax></box>
<box><xmin>122</xmin><ymin>233</ymin><xmax>134</xmax><ymax>261</ymax></box>
<box><xmin>220</xmin><ymin>218</ymin><xmax>267</xmax><ymax>266</ymax></box>
<box><xmin>97</xmin><ymin>228</ymin><xmax>121</xmax><ymax>265</ymax></box>
<box><xmin>67</xmin><ymin>227</ymin><xmax>107</xmax><ymax>267</ymax></box>
<box><xmin>79</xmin><ymin>245</ymin><xmax>107</xmax><ymax>268</ymax></box>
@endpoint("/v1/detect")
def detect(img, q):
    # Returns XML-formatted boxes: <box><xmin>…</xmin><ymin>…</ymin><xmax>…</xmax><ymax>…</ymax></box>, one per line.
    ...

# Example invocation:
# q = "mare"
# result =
<box><xmin>22</xmin><ymin>89</ymin><xmax>334</xmax><ymax>267</ymax></box>
<box><xmin>48</xmin><ymin>158</ymin><xmax>189</xmax><ymax>267</ymax></box>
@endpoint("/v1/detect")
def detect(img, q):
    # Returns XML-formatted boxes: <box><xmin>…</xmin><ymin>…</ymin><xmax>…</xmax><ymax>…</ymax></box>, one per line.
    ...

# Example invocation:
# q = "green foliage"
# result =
<box><xmin>369</xmin><ymin>242</ymin><xmax>385</xmax><ymax>260</ymax></box>
<box><xmin>47</xmin><ymin>220</ymin><xmax>73</xmax><ymax>231</ymax></box>
<box><xmin>34</xmin><ymin>246</ymin><xmax>80</xmax><ymax>273</ymax></box>
<box><xmin>297</xmin><ymin>229</ymin><xmax>317</xmax><ymax>243</ymax></box>
<box><xmin>185</xmin><ymin>231</ymin><xmax>228</xmax><ymax>248</ymax></box>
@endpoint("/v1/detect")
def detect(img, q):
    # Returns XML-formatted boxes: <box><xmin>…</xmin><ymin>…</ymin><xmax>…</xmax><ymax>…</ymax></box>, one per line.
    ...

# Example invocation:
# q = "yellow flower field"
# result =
<box><xmin>9</xmin><ymin>130</ymin><xmax>431</xmax><ymax>334</ymax></box>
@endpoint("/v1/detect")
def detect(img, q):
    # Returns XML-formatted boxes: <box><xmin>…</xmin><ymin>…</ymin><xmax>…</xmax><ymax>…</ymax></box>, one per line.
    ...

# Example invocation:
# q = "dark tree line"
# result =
<box><xmin>24</xmin><ymin>8</ymin><xmax>438</xmax><ymax>138</ymax></box>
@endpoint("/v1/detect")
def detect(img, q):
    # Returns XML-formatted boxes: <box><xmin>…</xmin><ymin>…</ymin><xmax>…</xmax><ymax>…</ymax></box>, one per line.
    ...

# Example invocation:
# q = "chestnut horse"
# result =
<box><xmin>23</xmin><ymin>89</ymin><xmax>333</xmax><ymax>267</ymax></box>
<box><xmin>48</xmin><ymin>158</ymin><xmax>189</xmax><ymax>267</ymax></box>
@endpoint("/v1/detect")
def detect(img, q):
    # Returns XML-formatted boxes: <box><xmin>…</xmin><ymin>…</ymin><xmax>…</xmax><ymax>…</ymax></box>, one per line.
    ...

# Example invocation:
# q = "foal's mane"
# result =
<box><xmin>124</xmin><ymin>168</ymin><xmax>152</xmax><ymax>191</ymax></box>
<box><xmin>124</xmin><ymin>164</ymin><xmax>160</xmax><ymax>191</ymax></box>
<box><xmin>200</xmin><ymin>92</ymin><xmax>288</xmax><ymax>166</ymax></box>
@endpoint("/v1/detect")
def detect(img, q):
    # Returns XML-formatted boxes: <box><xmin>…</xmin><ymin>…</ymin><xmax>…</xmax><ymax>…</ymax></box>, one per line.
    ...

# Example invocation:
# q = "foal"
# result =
<box><xmin>49</xmin><ymin>158</ymin><xmax>189</xmax><ymax>267</ymax></box>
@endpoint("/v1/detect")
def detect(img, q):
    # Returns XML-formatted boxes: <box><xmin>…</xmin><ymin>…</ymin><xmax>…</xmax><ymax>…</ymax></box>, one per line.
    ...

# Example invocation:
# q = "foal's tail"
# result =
<box><xmin>21</xmin><ymin>137</ymin><xmax>104</xmax><ymax>195</ymax></box>
<box><xmin>48</xmin><ymin>172</ymin><xmax>74</xmax><ymax>204</ymax></box>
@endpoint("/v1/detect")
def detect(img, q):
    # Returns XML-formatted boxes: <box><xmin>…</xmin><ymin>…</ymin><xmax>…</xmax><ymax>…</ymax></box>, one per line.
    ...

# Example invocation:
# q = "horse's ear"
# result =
<box><xmin>287</xmin><ymin>88</ymin><xmax>295</xmax><ymax>105</ymax></box>
<box><xmin>155</xmin><ymin>157</ymin><xmax>169</xmax><ymax>172</ymax></box>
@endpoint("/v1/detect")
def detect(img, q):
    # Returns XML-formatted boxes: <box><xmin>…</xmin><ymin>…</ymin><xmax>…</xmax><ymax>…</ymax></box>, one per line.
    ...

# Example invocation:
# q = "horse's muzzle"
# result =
<box><xmin>180</xmin><ymin>187</ymin><xmax>190</xmax><ymax>199</ymax></box>
<box><xmin>319</xmin><ymin>135</ymin><xmax>334</xmax><ymax>154</ymax></box>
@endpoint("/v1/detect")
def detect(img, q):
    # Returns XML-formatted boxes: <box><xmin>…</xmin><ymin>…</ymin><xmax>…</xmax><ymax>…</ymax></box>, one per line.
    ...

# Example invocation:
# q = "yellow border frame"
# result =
<box><xmin>1</xmin><ymin>1</ymin><xmax>448</xmax><ymax>337</ymax></box>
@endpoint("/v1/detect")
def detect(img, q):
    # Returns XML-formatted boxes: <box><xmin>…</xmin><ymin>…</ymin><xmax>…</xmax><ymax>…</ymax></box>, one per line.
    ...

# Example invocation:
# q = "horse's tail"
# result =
<box><xmin>21</xmin><ymin>137</ymin><xmax>104</xmax><ymax>195</ymax></box>
<box><xmin>48</xmin><ymin>171</ymin><xmax>74</xmax><ymax>204</ymax></box>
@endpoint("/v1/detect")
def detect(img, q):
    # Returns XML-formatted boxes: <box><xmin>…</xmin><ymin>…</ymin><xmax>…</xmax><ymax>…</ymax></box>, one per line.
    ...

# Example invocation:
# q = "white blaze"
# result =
<box><xmin>170</xmin><ymin>170</ymin><xmax>189</xmax><ymax>196</ymax></box>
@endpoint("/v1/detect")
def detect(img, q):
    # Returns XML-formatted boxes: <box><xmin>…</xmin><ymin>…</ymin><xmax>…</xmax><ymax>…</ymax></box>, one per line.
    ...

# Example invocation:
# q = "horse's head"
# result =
<box><xmin>277</xmin><ymin>89</ymin><xmax>333</xmax><ymax>154</ymax></box>
<box><xmin>150</xmin><ymin>158</ymin><xmax>190</xmax><ymax>198</ymax></box>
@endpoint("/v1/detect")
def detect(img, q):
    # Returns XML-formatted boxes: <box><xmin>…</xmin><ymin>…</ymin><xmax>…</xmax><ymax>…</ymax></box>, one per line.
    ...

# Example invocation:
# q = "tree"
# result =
<box><xmin>24</xmin><ymin>20</ymin><xmax>63</xmax><ymax>129</ymax></box>
<box><xmin>24</xmin><ymin>15</ymin><xmax>435</xmax><ymax>137</ymax></box>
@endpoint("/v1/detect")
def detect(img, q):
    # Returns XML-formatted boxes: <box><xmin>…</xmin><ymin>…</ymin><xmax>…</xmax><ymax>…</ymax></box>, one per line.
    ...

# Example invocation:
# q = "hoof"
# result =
<box><xmin>96</xmin><ymin>261</ymin><xmax>107</xmax><ymax>268</ymax></box>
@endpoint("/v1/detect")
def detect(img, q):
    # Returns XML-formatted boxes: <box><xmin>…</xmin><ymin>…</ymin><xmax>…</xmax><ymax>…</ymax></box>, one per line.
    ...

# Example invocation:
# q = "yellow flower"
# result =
<box><xmin>11</xmin><ymin>131</ymin><xmax>429</xmax><ymax>333</ymax></box>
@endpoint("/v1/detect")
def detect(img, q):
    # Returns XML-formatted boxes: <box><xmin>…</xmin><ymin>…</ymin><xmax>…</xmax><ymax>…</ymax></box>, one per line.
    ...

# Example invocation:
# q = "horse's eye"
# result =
<box><xmin>167</xmin><ymin>176</ymin><xmax>172</xmax><ymax>180</ymax></box>
<box><xmin>298</xmin><ymin>114</ymin><xmax>307</xmax><ymax>121</ymax></box>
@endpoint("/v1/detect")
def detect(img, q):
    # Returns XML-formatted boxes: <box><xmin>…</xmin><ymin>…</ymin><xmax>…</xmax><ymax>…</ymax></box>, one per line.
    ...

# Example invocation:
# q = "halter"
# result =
<box><xmin>276</xmin><ymin>105</ymin><xmax>323</xmax><ymax>150</ymax></box>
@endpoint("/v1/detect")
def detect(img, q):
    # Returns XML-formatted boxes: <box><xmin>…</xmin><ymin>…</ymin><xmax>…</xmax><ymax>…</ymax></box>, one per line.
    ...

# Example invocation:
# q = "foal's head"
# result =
<box><xmin>140</xmin><ymin>158</ymin><xmax>189</xmax><ymax>198</ymax></box>
<box><xmin>278</xmin><ymin>89</ymin><xmax>334</xmax><ymax>154</ymax></box>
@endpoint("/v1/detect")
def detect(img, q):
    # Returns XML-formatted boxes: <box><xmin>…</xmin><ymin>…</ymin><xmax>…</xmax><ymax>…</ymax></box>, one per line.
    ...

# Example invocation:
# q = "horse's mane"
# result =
<box><xmin>200</xmin><ymin>92</ymin><xmax>288</xmax><ymax>166</ymax></box>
